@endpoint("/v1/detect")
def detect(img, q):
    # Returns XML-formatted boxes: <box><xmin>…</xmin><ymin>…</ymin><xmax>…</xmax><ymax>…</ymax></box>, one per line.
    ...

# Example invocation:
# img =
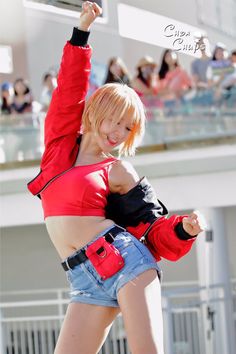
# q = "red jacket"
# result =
<box><xmin>27</xmin><ymin>42</ymin><xmax>92</xmax><ymax>196</ymax></box>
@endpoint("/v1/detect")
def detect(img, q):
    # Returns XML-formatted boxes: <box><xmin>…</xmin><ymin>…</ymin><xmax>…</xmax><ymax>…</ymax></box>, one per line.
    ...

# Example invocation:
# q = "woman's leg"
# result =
<box><xmin>54</xmin><ymin>302</ymin><xmax>120</xmax><ymax>354</ymax></box>
<box><xmin>117</xmin><ymin>269</ymin><xmax>164</xmax><ymax>354</ymax></box>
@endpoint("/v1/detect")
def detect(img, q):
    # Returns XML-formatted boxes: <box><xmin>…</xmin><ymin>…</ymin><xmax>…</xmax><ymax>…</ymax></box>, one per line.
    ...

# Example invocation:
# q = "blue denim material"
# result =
<box><xmin>64</xmin><ymin>225</ymin><xmax>162</xmax><ymax>307</ymax></box>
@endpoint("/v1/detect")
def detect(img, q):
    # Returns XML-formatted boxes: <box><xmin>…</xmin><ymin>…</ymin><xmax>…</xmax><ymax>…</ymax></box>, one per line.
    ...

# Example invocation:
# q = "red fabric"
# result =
<box><xmin>127</xmin><ymin>215</ymin><xmax>196</xmax><ymax>261</ymax></box>
<box><xmin>127</xmin><ymin>222</ymin><xmax>150</xmax><ymax>240</ymax></box>
<box><xmin>85</xmin><ymin>237</ymin><xmax>124</xmax><ymax>280</ymax></box>
<box><xmin>40</xmin><ymin>157</ymin><xmax>117</xmax><ymax>218</ymax></box>
<box><xmin>27</xmin><ymin>42</ymin><xmax>92</xmax><ymax>196</ymax></box>
<box><xmin>161</xmin><ymin>67</ymin><xmax>192</xmax><ymax>92</ymax></box>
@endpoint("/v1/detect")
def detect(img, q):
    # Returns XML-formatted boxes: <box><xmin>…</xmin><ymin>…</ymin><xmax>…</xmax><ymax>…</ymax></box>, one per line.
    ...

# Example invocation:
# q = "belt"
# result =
<box><xmin>61</xmin><ymin>225</ymin><xmax>124</xmax><ymax>271</ymax></box>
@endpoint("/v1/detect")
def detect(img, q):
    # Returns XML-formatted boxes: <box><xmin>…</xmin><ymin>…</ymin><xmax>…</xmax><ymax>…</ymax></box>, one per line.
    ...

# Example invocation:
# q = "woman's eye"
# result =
<box><xmin>126</xmin><ymin>127</ymin><xmax>132</xmax><ymax>132</ymax></box>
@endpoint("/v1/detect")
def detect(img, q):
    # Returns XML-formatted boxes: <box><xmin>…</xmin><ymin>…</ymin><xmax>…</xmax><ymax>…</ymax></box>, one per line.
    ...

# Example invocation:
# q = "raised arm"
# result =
<box><xmin>44</xmin><ymin>2</ymin><xmax>102</xmax><ymax>147</ymax></box>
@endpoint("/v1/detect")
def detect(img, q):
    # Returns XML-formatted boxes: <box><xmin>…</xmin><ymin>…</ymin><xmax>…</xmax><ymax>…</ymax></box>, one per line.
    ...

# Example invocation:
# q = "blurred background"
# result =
<box><xmin>0</xmin><ymin>1</ymin><xmax>236</xmax><ymax>353</ymax></box>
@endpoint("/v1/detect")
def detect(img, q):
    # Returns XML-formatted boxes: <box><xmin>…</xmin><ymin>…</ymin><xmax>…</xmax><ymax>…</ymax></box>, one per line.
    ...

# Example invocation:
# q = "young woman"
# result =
<box><xmin>11</xmin><ymin>78</ymin><xmax>33</xmax><ymax>114</ymax></box>
<box><xmin>28</xmin><ymin>3</ymin><xmax>204</xmax><ymax>353</ymax></box>
<box><xmin>132</xmin><ymin>55</ymin><xmax>159</xmax><ymax>96</ymax></box>
<box><xmin>158</xmin><ymin>49</ymin><xmax>192</xmax><ymax>100</ymax></box>
<box><xmin>103</xmin><ymin>56</ymin><xmax>130</xmax><ymax>85</ymax></box>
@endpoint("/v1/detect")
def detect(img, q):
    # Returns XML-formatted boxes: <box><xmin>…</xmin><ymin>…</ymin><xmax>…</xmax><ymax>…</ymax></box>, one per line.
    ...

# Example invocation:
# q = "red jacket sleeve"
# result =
<box><xmin>44</xmin><ymin>42</ymin><xmax>92</xmax><ymax>148</ymax></box>
<box><xmin>127</xmin><ymin>215</ymin><xmax>196</xmax><ymax>262</ymax></box>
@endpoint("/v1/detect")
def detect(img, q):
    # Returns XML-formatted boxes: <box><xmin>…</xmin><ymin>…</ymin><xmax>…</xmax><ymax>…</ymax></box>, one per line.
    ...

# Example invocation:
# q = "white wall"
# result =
<box><xmin>0</xmin><ymin>224</ymin><xmax>67</xmax><ymax>292</ymax></box>
<box><xmin>159</xmin><ymin>206</ymin><xmax>199</xmax><ymax>283</ymax></box>
<box><xmin>0</xmin><ymin>0</ymin><xmax>29</xmax><ymax>83</ymax></box>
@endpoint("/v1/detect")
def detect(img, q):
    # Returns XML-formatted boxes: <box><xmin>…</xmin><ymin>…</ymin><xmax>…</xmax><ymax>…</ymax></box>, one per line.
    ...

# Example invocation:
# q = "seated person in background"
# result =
<box><xmin>158</xmin><ymin>49</ymin><xmax>192</xmax><ymax>101</ymax></box>
<box><xmin>131</xmin><ymin>56</ymin><xmax>159</xmax><ymax>97</ymax></box>
<box><xmin>220</xmin><ymin>50</ymin><xmax>236</xmax><ymax>90</ymax></box>
<box><xmin>191</xmin><ymin>36</ymin><xmax>211</xmax><ymax>90</ymax></box>
<box><xmin>40</xmin><ymin>72</ymin><xmax>57</xmax><ymax>112</ymax></box>
<box><xmin>1</xmin><ymin>82</ymin><xmax>13</xmax><ymax>114</ymax></box>
<box><xmin>103</xmin><ymin>57</ymin><xmax>130</xmax><ymax>85</ymax></box>
<box><xmin>11</xmin><ymin>78</ymin><xmax>33</xmax><ymax>114</ymax></box>
<box><xmin>207</xmin><ymin>43</ymin><xmax>234</xmax><ymax>90</ymax></box>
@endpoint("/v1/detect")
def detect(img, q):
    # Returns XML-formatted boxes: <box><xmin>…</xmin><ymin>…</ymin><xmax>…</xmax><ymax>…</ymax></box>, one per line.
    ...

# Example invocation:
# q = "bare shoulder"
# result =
<box><xmin>109</xmin><ymin>159</ymin><xmax>140</xmax><ymax>194</ymax></box>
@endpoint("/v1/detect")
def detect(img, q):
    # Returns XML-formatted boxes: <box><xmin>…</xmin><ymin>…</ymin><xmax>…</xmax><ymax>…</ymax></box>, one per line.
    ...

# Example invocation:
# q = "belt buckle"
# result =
<box><xmin>105</xmin><ymin>231</ymin><xmax>115</xmax><ymax>244</ymax></box>
<box><xmin>108</xmin><ymin>232</ymin><xmax>115</xmax><ymax>241</ymax></box>
<box><xmin>65</xmin><ymin>258</ymin><xmax>72</xmax><ymax>271</ymax></box>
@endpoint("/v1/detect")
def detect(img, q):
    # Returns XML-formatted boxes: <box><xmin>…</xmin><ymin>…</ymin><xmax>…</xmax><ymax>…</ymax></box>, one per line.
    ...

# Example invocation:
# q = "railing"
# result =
<box><xmin>1</xmin><ymin>283</ymin><xmax>234</xmax><ymax>354</ymax></box>
<box><xmin>0</xmin><ymin>103</ymin><xmax>236</xmax><ymax>167</ymax></box>
<box><xmin>0</xmin><ymin>288</ymin><xmax>127</xmax><ymax>354</ymax></box>
<box><xmin>0</xmin><ymin>112</ymin><xmax>45</xmax><ymax>165</ymax></box>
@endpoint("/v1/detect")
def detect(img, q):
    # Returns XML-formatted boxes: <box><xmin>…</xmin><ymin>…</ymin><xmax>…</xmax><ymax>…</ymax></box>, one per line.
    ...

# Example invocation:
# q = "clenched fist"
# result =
<box><xmin>79</xmin><ymin>1</ymin><xmax>102</xmax><ymax>32</ymax></box>
<box><xmin>182</xmin><ymin>210</ymin><xmax>207</xmax><ymax>237</ymax></box>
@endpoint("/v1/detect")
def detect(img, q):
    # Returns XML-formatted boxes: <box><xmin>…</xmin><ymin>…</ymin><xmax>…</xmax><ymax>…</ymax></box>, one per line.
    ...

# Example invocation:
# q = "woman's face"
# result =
<box><xmin>96</xmin><ymin>116</ymin><xmax>133</xmax><ymax>152</ymax></box>
<box><xmin>164</xmin><ymin>51</ymin><xmax>177</xmax><ymax>66</ymax></box>
<box><xmin>110</xmin><ymin>61</ymin><xmax>123</xmax><ymax>77</ymax></box>
<box><xmin>14</xmin><ymin>81</ymin><xmax>27</xmax><ymax>95</ymax></box>
<box><xmin>140</xmin><ymin>64</ymin><xmax>154</xmax><ymax>79</ymax></box>
<box><xmin>215</xmin><ymin>48</ymin><xmax>225</xmax><ymax>60</ymax></box>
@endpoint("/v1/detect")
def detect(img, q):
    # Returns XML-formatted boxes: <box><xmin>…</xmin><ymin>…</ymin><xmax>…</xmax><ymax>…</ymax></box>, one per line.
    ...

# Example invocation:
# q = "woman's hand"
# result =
<box><xmin>182</xmin><ymin>210</ymin><xmax>207</xmax><ymax>237</ymax></box>
<box><xmin>79</xmin><ymin>1</ymin><xmax>102</xmax><ymax>32</ymax></box>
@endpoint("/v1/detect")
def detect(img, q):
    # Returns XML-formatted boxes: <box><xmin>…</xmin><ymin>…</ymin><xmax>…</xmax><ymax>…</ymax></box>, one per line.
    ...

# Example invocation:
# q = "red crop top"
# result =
<box><xmin>41</xmin><ymin>157</ymin><xmax>117</xmax><ymax>218</ymax></box>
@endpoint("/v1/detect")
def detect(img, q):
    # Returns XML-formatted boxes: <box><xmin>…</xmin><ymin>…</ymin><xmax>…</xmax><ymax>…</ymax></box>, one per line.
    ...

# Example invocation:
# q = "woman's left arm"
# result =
<box><xmin>107</xmin><ymin>163</ymin><xmax>205</xmax><ymax>261</ymax></box>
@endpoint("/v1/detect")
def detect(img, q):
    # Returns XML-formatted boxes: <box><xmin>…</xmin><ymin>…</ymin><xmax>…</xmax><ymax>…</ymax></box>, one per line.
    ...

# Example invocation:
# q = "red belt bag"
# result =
<box><xmin>85</xmin><ymin>236</ymin><xmax>125</xmax><ymax>280</ymax></box>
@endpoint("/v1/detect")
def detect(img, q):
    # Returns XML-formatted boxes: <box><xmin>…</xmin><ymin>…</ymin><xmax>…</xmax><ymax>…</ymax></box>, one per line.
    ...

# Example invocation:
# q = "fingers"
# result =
<box><xmin>184</xmin><ymin>211</ymin><xmax>207</xmax><ymax>232</ymax></box>
<box><xmin>79</xmin><ymin>1</ymin><xmax>102</xmax><ymax>31</ymax></box>
<box><xmin>192</xmin><ymin>210</ymin><xmax>208</xmax><ymax>231</ymax></box>
<box><xmin>92</xmin><ymin>2</ymin><xmax>102</xmax><ymax>16</ymax></box>
<box><xmin>182</xmin><ymin>210</ymin><xmax>208</xmax><ymax>236</ymax></box>
<box><xmin>82</xmin><ymin>1</ymin><xmax>102</xmax><ymax>16</ymax></box>
<box><xmin>184</xmin><ymin>215</ymin><xmax>198</xmax><ymax>227</ymax></box>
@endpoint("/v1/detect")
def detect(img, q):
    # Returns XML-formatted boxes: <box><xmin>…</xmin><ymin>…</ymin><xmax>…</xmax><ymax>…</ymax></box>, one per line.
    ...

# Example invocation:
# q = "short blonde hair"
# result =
<box><xmin>82</xmin><ymin>83</ymin><xmax>146</xmax><ymax>156</ymax></box>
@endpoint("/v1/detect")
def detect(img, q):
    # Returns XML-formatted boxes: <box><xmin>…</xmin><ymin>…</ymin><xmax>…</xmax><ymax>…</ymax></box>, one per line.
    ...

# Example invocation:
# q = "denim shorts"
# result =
<box><xmin>64</xmin><ymin>225</ymin><xmax>162</xmax><ymax>307</ymax></box>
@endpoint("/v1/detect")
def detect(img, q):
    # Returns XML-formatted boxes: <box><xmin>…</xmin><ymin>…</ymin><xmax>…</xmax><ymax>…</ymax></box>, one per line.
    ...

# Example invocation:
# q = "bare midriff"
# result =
<box><xmin>45</xmin><ymin>216</ymin><xmax>114</xmax><ymax>260</ymax></box>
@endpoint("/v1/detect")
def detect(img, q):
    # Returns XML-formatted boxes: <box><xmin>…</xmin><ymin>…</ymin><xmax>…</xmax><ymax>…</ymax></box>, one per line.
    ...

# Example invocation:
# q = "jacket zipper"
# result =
<box><xmin>38</xmin><ymin>166</ymin><xmax>75</xmax><ymax>195</ymax></box>
<box><xmin>37</xmin><ymin>140</ymin><xmax>81</xmax><ymax>196</ymax></box>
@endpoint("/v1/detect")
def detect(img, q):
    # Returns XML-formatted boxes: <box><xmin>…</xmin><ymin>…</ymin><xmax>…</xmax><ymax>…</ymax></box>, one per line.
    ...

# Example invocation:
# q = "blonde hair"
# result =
<box><xmin>82</xmin><ymin>83</ymin><xmax>146</xmax><ymax>156</ymax></box>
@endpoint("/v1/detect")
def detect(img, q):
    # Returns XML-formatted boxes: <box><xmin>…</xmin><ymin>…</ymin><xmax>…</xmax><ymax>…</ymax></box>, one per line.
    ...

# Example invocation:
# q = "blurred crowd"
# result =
<box><xmin>0</xmin><ymin>72</ymin><xmax>57</xmax><ymax>116</ymax></box>
<box><xmin>1</xmin><ymin>37</ymin><xmax>236</xmax><ymax>118</ymax></box>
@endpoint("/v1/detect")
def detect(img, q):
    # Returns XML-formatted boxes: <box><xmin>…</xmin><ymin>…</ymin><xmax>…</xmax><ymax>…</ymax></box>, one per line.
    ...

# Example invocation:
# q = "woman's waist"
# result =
<box><xmin>45</xmin><ymin>216</ymin><xmax>115</xmax><ymax>259</ymax></box>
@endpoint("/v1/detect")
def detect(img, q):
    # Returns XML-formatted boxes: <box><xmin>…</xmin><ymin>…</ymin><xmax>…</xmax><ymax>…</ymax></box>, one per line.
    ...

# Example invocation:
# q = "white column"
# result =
<box><xmin>0</xmin><ymin>309</ymin><xmax>4</xmax><ymax>354</ymax></box>
<box><xmin>162</xmin><ymin>297</ymin><xmax>175</xmax><ymax>354</ymax></box>
<box><xmin>196</xmin><ymin>207</ymin><xmax>235</xmax><ymax>354</ymax></box>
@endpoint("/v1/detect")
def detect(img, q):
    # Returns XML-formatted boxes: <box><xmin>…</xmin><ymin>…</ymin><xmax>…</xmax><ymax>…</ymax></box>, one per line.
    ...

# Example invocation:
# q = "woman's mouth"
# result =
<box><xmin>107</xmin><ymin>136</ymin><xmax>118</xmax><ymax>146</ymax></box>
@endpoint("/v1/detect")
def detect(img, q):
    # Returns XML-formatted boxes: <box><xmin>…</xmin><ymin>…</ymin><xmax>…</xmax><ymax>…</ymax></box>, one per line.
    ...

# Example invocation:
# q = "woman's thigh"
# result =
<box><xmin>117</xmin><ymin>269</ymin><xmax>164</xmax><ymax>354</ymax></box>
<box><xmin>54</xmin><ymin>302</ymin><xmax>120</xmax><ymax>354</ymax></box>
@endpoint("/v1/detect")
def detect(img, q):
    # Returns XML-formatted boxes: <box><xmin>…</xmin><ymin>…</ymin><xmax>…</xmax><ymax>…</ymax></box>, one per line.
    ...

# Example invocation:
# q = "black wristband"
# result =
<box><xmin>175</xmin><ymin>222</ymin><xmax>197</xmax><ymax>240</ymax></box>
<box><xmin>69</xmin><ymin>27</ymin><xmax>90</xmax><ymax>47</ymax></box>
